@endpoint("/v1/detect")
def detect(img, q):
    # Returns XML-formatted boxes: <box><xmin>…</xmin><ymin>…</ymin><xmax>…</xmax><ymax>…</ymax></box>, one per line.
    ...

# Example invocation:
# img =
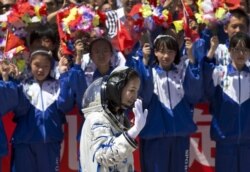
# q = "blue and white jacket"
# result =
<box><xmin>126</xmin><ymin>56</ymin><xmax>203</xmax><ymax>139</ymax></box>
<box><xmin>0</xmin><ymin>119</ymin><xmax>8</xmax><ymax>157</ymax></box>
<box><xmin>0</xmin><ymin>77</ymin><xmax>19</xmax><ymax>156</ymax></box>
<box><xmin>204</xmin><ymin>58</ymin><xmax>250</xmax><ymax>143</ymax></box>
<box><xmin>0</xmin><ymin>65</ymin><xmax>84</xmax><ymax>145</ymax></box>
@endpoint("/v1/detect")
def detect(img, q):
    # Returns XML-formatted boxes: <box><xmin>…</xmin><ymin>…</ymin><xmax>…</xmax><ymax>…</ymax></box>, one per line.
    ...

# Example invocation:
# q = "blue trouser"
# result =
<box><xmin>216</xmin><ymin>142</ymin><xmax>250</xmax><ymax>172</ymax></box>
<box><xmin>11</xmin><ymin>142</ymin><xmax>61</xmax><ymax>172</ymax></box>
<box><xmin>140</xmin><ymin>136</ymin><xmax>190</xmax><ymax>172</ymax></box>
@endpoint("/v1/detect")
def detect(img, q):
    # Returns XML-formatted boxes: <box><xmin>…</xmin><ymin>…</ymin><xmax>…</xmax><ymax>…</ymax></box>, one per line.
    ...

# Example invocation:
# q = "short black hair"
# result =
<box><xmin>89</xmin><ymin>37</ymin><xmax>113</xmax><ymax>56</ymax></box>
<box><xmin>229</xmin><ymin>32</ymin><xmax>250</xmax><ymax>50</ymax></box>
<box><xmin>29</xmin><ymin>23</ymin><xmax>57</xmax><ymax>45</ymax></box>
<box><xmin>228</xmin><ymin>8</ymin><xmax>250</xmax><ymax>28</ymax></box>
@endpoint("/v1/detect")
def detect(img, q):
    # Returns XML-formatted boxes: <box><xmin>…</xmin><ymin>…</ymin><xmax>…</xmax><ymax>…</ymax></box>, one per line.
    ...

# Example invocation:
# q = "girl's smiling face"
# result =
<box><xmin>154</xmin><ymin>46</ymin><xmax>177</xmax><ymax>71</ymax></box>
<box><xmin>153</xmin><ymin>35</ymin><xmax>180</xmax><ymax>70</ymax></box>
<box><xmin>31</xmin><ymin>54</ymin><xmax>52</xmax><ymax>84</ymax></box>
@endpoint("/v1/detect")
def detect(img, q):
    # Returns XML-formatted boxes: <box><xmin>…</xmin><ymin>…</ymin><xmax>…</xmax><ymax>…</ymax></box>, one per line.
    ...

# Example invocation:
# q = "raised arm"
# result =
<box><xmin>57</xmin><ymin>56</ymin><xmax>87</xmax><ymax>113</ymax></box>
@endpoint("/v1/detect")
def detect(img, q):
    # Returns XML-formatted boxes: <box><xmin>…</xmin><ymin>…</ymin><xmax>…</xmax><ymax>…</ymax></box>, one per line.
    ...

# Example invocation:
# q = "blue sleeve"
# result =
<box><xmin>58</xmin><ymin>71</ymin><xmax>75</xmax><ymax>113</ymax></box>
<box><xmin>58</xmin><ymin>64</ymin><xmax>87</xmax><ymax>113</ymax></box>
<box><xmin>202</xmin><ymin>57</ymin><xmax>217</xmax><ymax>101</ymax></box>
<box><xmin>126</xmin><ymin>55</ymin><xmax>154</xmax><ymax>107</ymax></box>
<box><xmin>0</xmin><ymin>80</ymin><xmax>19</xmax><ymax>115</ymax></box>
<box><xmin>13</xmin><ymin>85</ymin><xmax>31</xmax><ymax>118</ymax></box>
<box><xmin>200</xmin><ymin>28</ymin><xmax>212</xmax><ymax>53</ymax></box>
<box><xmin>183</xmin><ymin>61</ymin><xmax>203</xmax><ymax>104</ymax></box>
<box><xmin>193</xmin><ymin>39</ymin><xmax>206</xmax><ymax>63</ymax></box>
<box><xmin>69</xmin><ymin>64</ymin><xmax>87</xmax><ymax>109</ymax></box>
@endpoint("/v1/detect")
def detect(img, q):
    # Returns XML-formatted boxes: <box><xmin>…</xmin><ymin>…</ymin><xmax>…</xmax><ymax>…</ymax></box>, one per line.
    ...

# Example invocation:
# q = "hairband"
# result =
<box><xmin>30</xmin><ymin>50</ymin><xmax>53</xmax><ymax>58</ymax></box>
<box><xmin>153</xmin><ymin>34</ymin><xmax>176</xmax><ymax>44</ymax></box>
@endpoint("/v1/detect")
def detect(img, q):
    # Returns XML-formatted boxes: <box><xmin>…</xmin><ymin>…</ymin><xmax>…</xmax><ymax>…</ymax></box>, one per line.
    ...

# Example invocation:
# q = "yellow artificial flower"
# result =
<box><xmin>34</xmin><ymin>5</ymin><xmax>41</xmax><ymax>19</ymax></box>
<box><xmin>215</xmin><ymin>7</ymin><xmax>227</xmax><ymax>20</ymax></box>
<box><xmin>162</xmin><ymin>9</ymin><xmax>169</xmax><ymax>21</ymax></box>
<box><xmin>1</xmin><ymin>22</ymin><xmax>7</xmax><ymax>28</ymax></box>
<box><xmin>140</xmin><ymin>4</ymin><xmax>152</xmax><ymax>18</ymax></box>
<box><xmin>62</xmin><ymin>7</ymin><xmax>78</xmax><ymax>34</ymax></box>
<box><xmin>196</xmin><ymin>0</ymin><xmax>203</xmax><ymax>13</ymax></box>
<box><xmin>15</xmin><ymin>46</ymin><xmax>25</xmax><ymax>53</ymax></box>
<box><xmin>173</xmin><ymin>20</ymin><xmax>183</xmax><ymax>33</ymax></box>
<box><xmin>63</xmin><ymin>7</ymin><xmax>78</xmax><ymax>24</ymax></box>
<box><xmin>16</xmin><ymin>58</ymin><xmax>26</xmax><ymax>73</ymax></box>
<box><xmin>195</xmin><ymin>13</ymin><xmax>203</xmax><ymax>24</ymax></box>
<box><xmin>92</xmin><ymin>15</ymin><xmax>100</xmax><ymax>27</ymax></box>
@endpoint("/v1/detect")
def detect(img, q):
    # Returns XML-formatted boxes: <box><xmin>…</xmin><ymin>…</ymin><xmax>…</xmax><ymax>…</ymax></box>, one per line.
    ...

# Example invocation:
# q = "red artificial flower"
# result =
<box><xmin>224</xmin><ymin>0</ymin><xmax>240</xmax><ymax>10</ymax></box>
<box><xmin>152</xmin><ymin>15</ymin><xmax>164</xmax><ymax>26</ymax></box>
<box><xmin>68</xmin><ymin>14</ymin><xmax>81</xmax><ymax>31</ymax></box>
<box><xmin>166</xmin><ymin>12</ymin><xmax>173</xmax><ymax>26</ymax></box>
<box><xmin>128</xmin><ymin>3</ymin><xmax>142</xmax><ymax>17</ymax></box>
<box><xmin>39</xmin><ymin>4</ymin><xmax>47</xmax><ymax>16</ymax></box>
<box><xmin>148</xmin><ymin>0</ymin><xmax>157</xmax><ymax>7</ymax></box>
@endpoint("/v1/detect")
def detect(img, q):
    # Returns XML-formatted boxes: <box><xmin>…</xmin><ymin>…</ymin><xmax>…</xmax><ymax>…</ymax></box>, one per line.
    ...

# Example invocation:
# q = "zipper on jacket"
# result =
<box><xmin>40</xmin><ymin>85</ymin><xmax>46</xmax><ymax>142</ymax></box>
<box><xmin>166</xmin><ymin>72</ymin><xmax>176</xmax><ymax>135</ymax></box>
<box><xmin>238</xmin><ymin>71</ymin><xmax>241</xmax><ymax>144</ymax></box>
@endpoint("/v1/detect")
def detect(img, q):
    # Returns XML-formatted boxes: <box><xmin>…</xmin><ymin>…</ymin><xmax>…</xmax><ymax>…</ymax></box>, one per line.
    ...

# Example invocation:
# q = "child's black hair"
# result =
<box><xmin>29</xmin><ymin>23</ymin><xmax>57</xmax><ymax>46</ymax></box>
<box><xmin>227</xmin><ymin>8</ymin><xmax>250</xmax><ymax>29</ymax></box>
<box><xmin>153</xmin><ymin>35</ymin><xmax>180</xmax><ymax>65</ymax></box>
<box><xmin>89</xmin><ymin>37</ymin><xmax>113</xmax><ymax>56</ymax></box>
<box><xmin>229</xmin><ymin>32</ymin><xmax>250</xmax><ymax>50</ymax></box>
<box><xmin>29</xmin><ymin>46</ymin><xmax>54</xmax><ymax>65</ymax></box>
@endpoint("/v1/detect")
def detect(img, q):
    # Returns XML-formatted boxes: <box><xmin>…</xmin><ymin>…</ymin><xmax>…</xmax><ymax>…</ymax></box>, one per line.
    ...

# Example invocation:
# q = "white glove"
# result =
<box><xmin>127</xmin><ymin>99</ymin><xmax>148</xmax><ymax>139</ymax></box>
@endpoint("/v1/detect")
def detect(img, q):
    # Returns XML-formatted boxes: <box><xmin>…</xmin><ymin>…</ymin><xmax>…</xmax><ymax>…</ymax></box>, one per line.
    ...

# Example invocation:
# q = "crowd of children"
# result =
<box><xmin>0</xmin><ymin>0</ymin><xmax>250</xmax><ymax>172</ymax></box>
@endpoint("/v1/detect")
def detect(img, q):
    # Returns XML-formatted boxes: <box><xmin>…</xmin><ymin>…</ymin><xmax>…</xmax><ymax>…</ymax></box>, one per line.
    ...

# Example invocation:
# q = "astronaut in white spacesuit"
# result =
<box><xmin>79</xmin><ymin>66</ymin><xmax>148</xmax><ymax>172</ymax></box>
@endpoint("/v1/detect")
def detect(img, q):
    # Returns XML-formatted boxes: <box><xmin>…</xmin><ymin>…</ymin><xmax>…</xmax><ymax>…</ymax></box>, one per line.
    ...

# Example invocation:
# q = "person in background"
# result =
<box><xmin>203</xmin><ymin>32</ymin><xmax>250</xmax><ymax>172</ymax></box>
<box><xmin>93</xmin><ymin>0</ymin><xmax>106</xmax><ymax>10</ymax></box>
<box><xmin>29</xmin><ymin>23</ymin><xmax>59</xmax><ymax>58</ymax></box>
<box><xmin>0</xmin><ymin>0</ymin><xmax>15</xmax><ymax>14</ymax></box>
<box><xmin>0</xmin><ymin>60</ymin><xmax>19</xmax><ymax>172</ymax></box>
<box><xmin>29</xmin><ymin>22</ymin><xmax>58</xmax><ymax>63</ymax></box>
<box><xmin>127</xmin><ymin>34</ymin><xmax>203</xmax><ymax>172</ymax></box>
<box><xmin>0</xmin><ymin>46</ymin><xmax>83</xmax><ymax>172</ymax></box>
<box><xmin>78</xmin><ymin>37</ymin><xmax>125</xmax><ymax>86</ymax></box>
<box><xmin>100</xmin><ymin>1</ymin><xmax>112</xmax><ymax>12</ymax></box>
<box><xmin>45</xmin><ymin>0</ymin><xmax>70</xmax><ymax>24</ymax></box>
<box><xmin>213</xmin><ymin>8</ymin><xmax>249</xmax><ymax>66</ymax></box>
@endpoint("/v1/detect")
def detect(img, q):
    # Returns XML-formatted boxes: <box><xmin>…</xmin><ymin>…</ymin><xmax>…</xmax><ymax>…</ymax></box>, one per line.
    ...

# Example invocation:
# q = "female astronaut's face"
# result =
<box><xmin>121</xmin><ymin>77</ymin><xmax>140</xmax><ymax>108</ymax></box>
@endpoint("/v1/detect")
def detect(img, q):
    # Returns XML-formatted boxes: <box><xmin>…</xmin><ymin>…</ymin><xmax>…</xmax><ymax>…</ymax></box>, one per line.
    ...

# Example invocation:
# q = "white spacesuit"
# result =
<box><xmin>79</xmin><ymin>67</ymin><xmax>147</xmax><ymax>172</ymax></box>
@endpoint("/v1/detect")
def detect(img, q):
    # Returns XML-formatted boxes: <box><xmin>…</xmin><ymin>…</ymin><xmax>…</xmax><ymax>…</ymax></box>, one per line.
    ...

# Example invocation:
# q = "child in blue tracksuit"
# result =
<box><xmin>203</xmin><ymin>32</ymin><xmax>250</xmax><ymax>172</ymax></box>
<box><xmin>0</xmin><ymin>46</ymin><xmax>85</xmax><ymax>172</ymax></box>
<box><xmin>0</xmin><ymin>62</ymin><xmax>20</xmax><ymax>172</ymax></box>
<box><xmin>126</xmin><ymin>35</ymin><xmax>203</xmax><ymax>172</ymax></box>
<box><xmin>76</xmin><ymin>37</ymin><xmax>121</xmax><ymax>171</ymax></box>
